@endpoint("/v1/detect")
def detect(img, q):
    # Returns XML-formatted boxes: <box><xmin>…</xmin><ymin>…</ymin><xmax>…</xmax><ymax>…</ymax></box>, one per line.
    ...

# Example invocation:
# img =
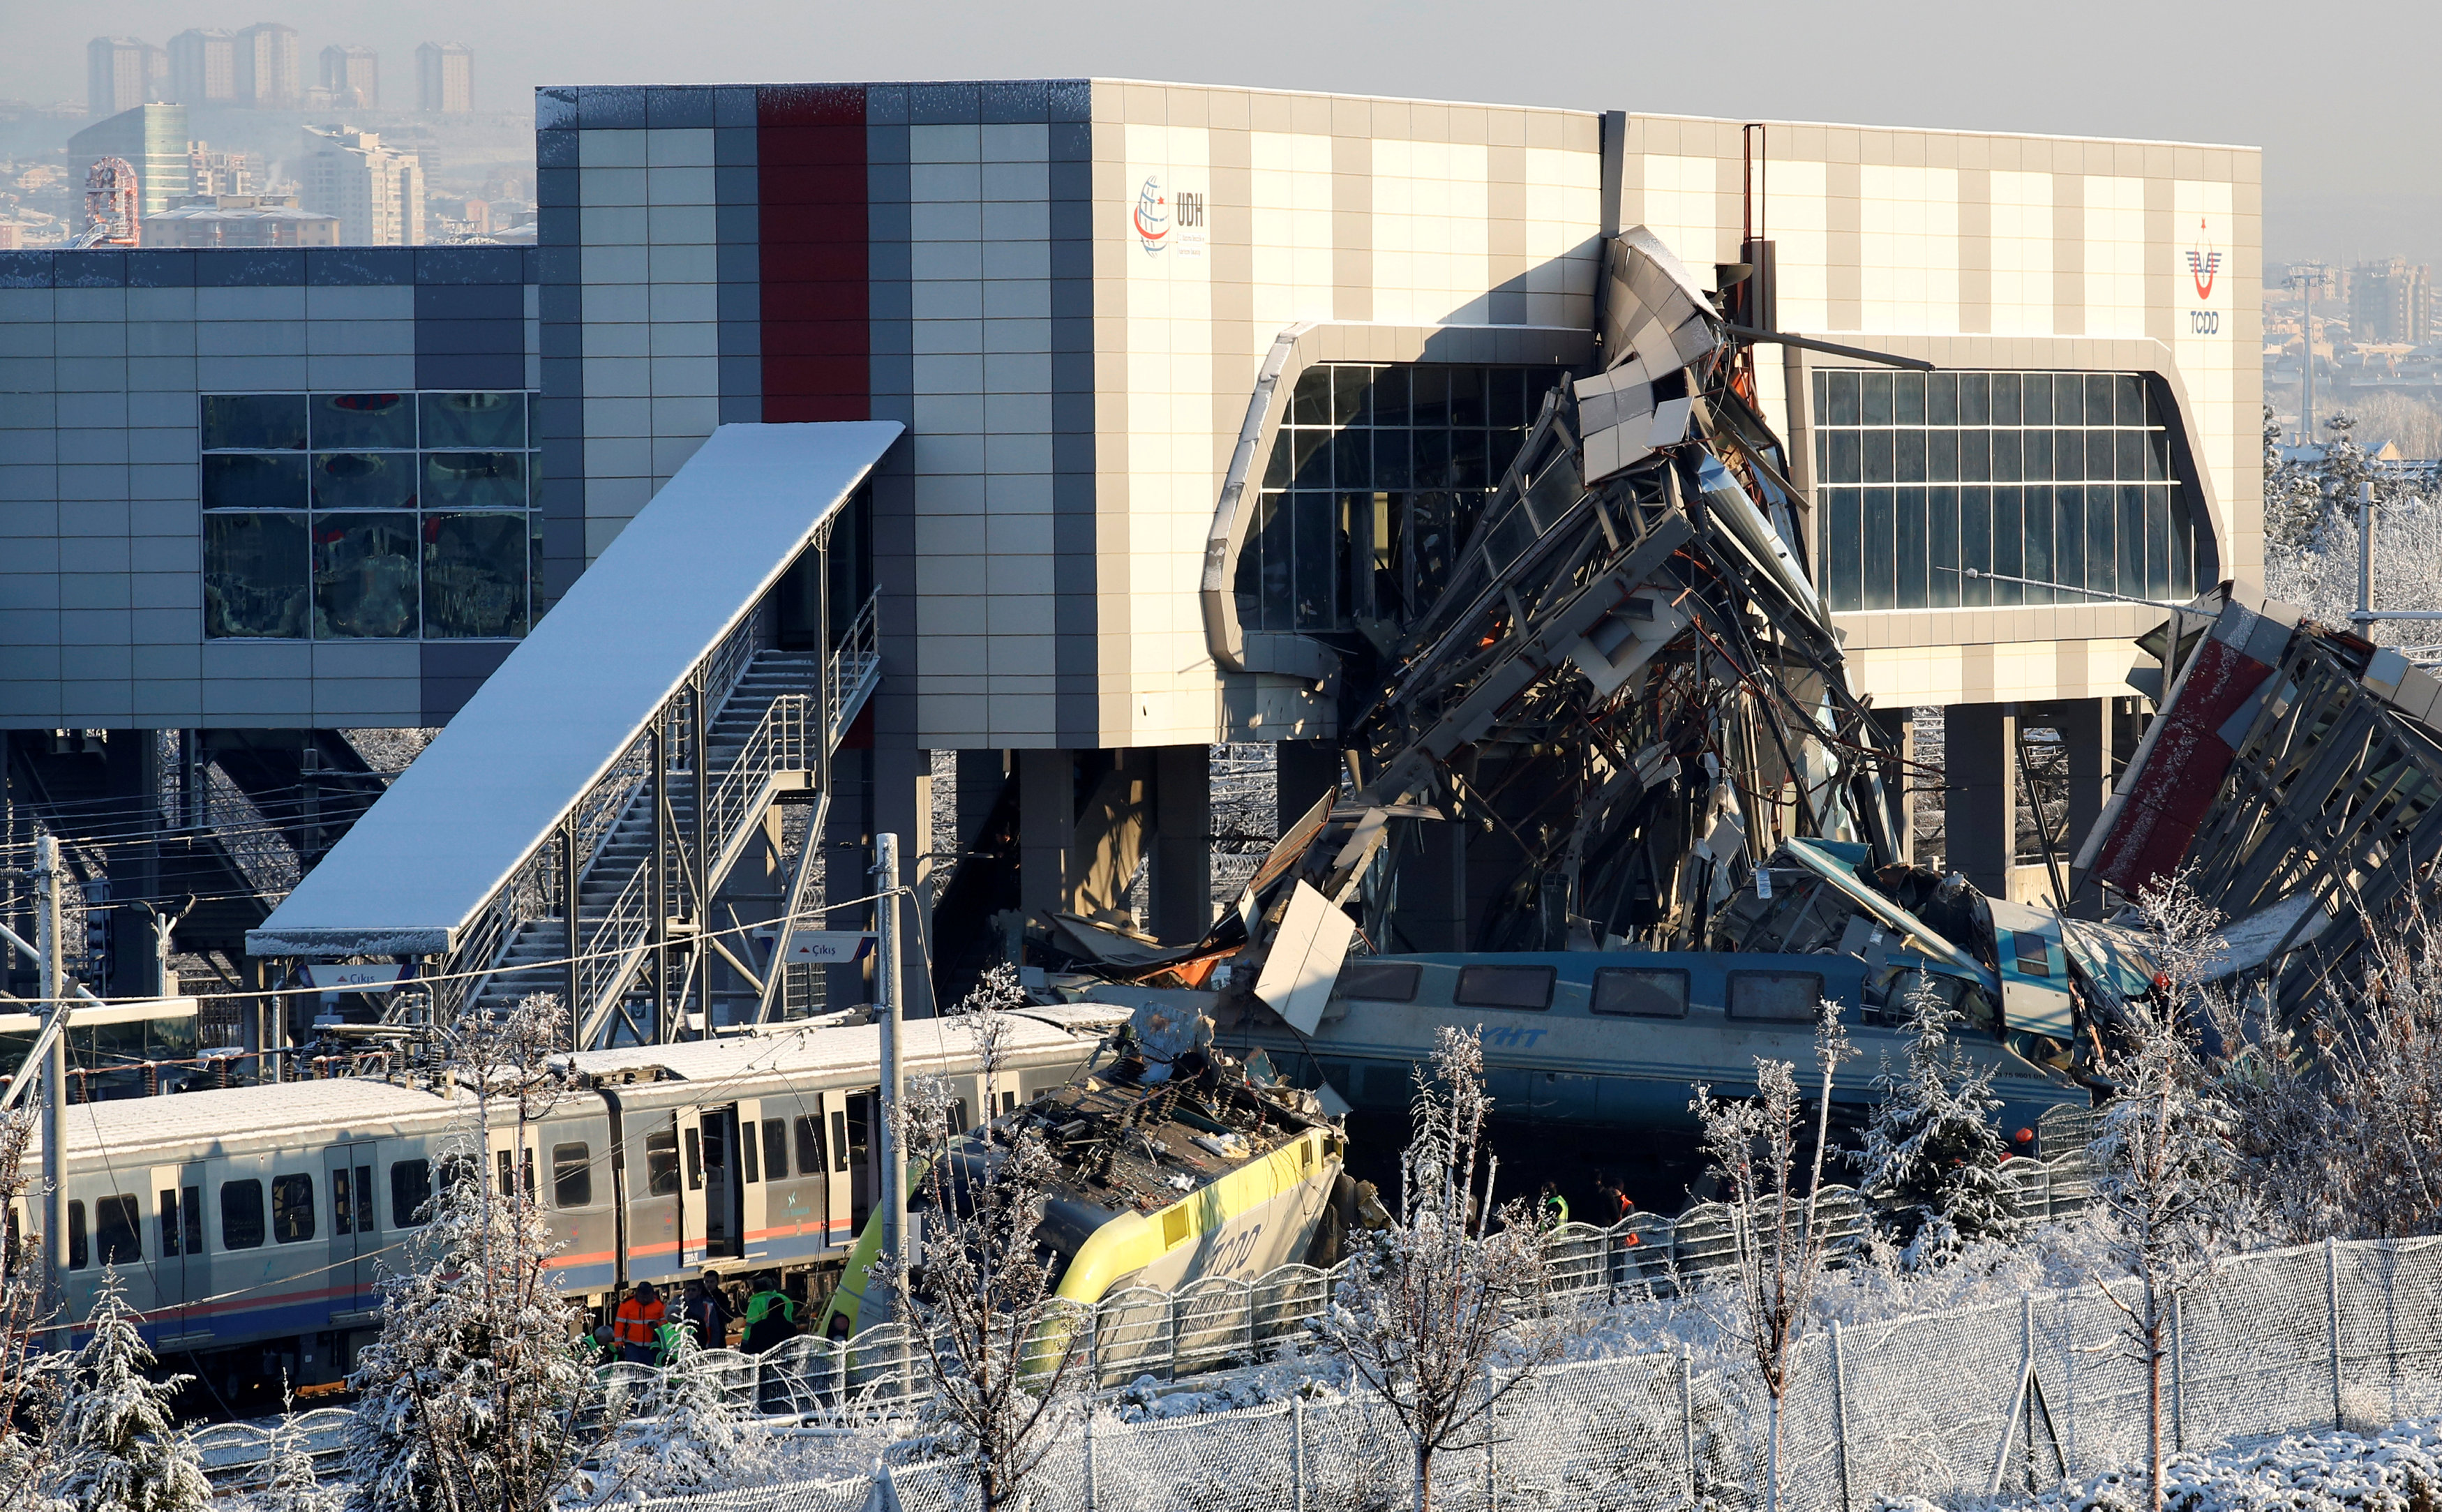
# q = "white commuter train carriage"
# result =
<box><xmin>13</xmin><ymin>1005</ymin><xmax>1123</xmax><ymax>1405</ymax></box>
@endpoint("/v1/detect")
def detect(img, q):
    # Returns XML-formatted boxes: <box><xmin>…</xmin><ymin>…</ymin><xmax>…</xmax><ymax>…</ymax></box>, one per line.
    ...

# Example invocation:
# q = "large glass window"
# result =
<box><xmin>1236</xmin><ymin>364</ymin><xmax>1567</xmax><ymax>636</ymax></box>
<box><xmin>1812</xmin><ymin>370</ymin><xmax>2208</xmax><ymax>613</ymax></box>
<box><xmin>202</xmin><ymin>391</ymin><xmax>540</xmax><ymax>641</ymax></box>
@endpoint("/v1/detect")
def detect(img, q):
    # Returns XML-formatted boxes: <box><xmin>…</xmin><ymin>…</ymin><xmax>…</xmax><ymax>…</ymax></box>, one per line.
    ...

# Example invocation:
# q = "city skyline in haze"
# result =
<box><xmin>5</xmin><ymin>0</ymin><xmax>2433</xmax><ymax>263</ymax></box>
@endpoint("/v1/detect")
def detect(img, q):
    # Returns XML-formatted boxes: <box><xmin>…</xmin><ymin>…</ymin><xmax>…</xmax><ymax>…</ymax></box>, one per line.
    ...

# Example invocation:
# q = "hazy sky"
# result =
<box><xmin>8</xmin><ymin>0</ymin><xmax>2429</xmax><ymax>262</ymax></box>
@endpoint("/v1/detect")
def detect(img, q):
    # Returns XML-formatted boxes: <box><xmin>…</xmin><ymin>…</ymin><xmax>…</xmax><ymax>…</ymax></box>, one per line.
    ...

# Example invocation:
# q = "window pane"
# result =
<box><xmin>2022</xmin><ymin>486</ymin><xmax>2055</xmax><ymax>603</ymax></box>
<box><xmin>313</xmin><ymin>512</ymin><xmax>418</xmax><ymax>638</ymax></box>
<box><xmin>1293</xmin><ymin>492</ymin><xmax>1334</xmax><ymax>631</ymax></box>
<box><xmin>1825</xmin><ymin>488</ymin><xmax>1862</xmax><ymax>611</ymax></box>
<box><xmin>1928</xmin><ymin>486</ymin><xmax>1961</xmax><ymax>608</ymax></box>
<box><xmin>1333</xmin><ymin>428</ymin><xmax>1371</xmax><ymax>491</ymax></box>
<box><xmin>159</xmin><ymin>1190</ymin><xmax>181</xmax><ymax>1257</ymax></box>
<box><xmin>221</xmin><ymin>1180</ymin><xmax>265</xmax><ymax>1250</ymax></box>
<box><xmin>202</xmin><ymin>393</ymin><xmax>306</xmax><ymax>451</ymax></box>
<box><xmin>1488</xmin><ymin>367</ymin><xmax>1528</xmax><ymax>429</ymax></box>
<box><xmin>1860</xmin><ymin>371</ymin><xmax>1892</xmax><ymax>426</ymax></box>
<box><xmin>271</xmin><ymin>1174</ymin><xmax>315</xmax><ymax>1243</ymax></box>
<box><xmin>96</xmin><ymin>1195</ymin><xmax>140</xmax><ymax>1266</ymax></box>
<box><xmin>1331</xmin><ymin>364</ymin><xmax>1372</xmax><ymax>425</ymax></box>
<box><xmin>1290</xmin><ymin>367</ymin><xmax>1332</xmax><ymax>426</ymax></box>
<box><xmin>1991</xmin><ymin>487</ymin><xmax>2023</xmax><ymax>604</ymax></box>
<box><xmin>1446</xmin><ymin>366</ymin><xmax>1485</xmax><ymax>427</ymax></box>
<box><xmin>420</xmin><ymin>391</ymin><xmax>526</xmax><ymax>449</ymax></box>
<box><xmin>354</xmin><ymin>1165</ymin><xmax>374</xmax><ymax>1234</ymax></box>
<box><xmin>645</xmin><ymin>1123</ymin><xmax>681</xmax><ymax>1197</ymax></box>
<box><xmin>1961</xmin><ymin>488</ymin><xmax>1993</xmax><ymax>607</ymax></box>
<box><xmin>424</xmin><ymin>513</ymin><xmax>528</xmax><ymax>638</ymax></box>
<box><xmin>203</xmin><ymin>452</ymin><xmax>308</xmax><ymax>509</ymax></box>
<box><xmin>1591</xmin><ymin>968</ymin><xmax>1688</xmax><ymax>1017</ymax></box>
<box><xmin>1990</xmin><ymin>373</ymin><xmax>2021</xmax><ymax>427</ymax></box>
<box><xmin>2021</xmin><ymin>375</ymin><xmax>2053</xmax><ymax>426</ymax></box>
<box><xmin>1896</xmin><ymin>487</ymin><xmax>1928</xmax><ymax>608</ymax></box>
<box><xmin>311</xmin><ymin>392</ymin><xmax>414</xmax><ymax>450</ymax></box>
<box><xmin>424</xmin><ymin>451</ymin><xmax>527</xmax><ymax>511</ymax></box>
<box><xmin>2085</xmin><ymin>375</ymin><xmax>2115</xmax><ymax>425</ymax></box>
<box><xmin>1893</xmin><ymin>371</ymin><xmax>1926</xmax><ymax>426</ymax></box>
<box><xmin>553</xmin><ymin>1142</ymin><xmax>593</xmax><ymax>1208</ymax></box>
<box><xmin>1959</xmin><ymin>374</ymin><xmax>1990</xmax><ymax>426</ymax></box>
<box><xmin>68</xmin><ymin>1202</ymin><xmax>86</xmax><ymax>1270</ymax></box>
<box><xmin>1862</xmin><ymin>431</ymin><xmax>1892</xmax><ymax>484</ymax></box>
<box><xmin>1727</xmin><ymin>971</ymin><xmax>1824</xmax><ymax>1021</ymax></box>
<box><xmin>1371</xmin><ymin>365</ymin><xmax>1411</xmax><ymax>426</ymax></box>
<box><xmin>2052</xmin><ymin>486</ymin><xmax>2083</xmax><ymax>594</ymax></box>
<box><xmin>1926</xmin><ymin>371</ymin><xmax>1957</xmax><ymax>426</ymax></box>
<box><xmin>1453</xmin><ymin>964</ymin><xmax>1554</xmax><ymax>1010</ymax></box>
<box><xmin>1337</xmin><ymin>961</ymin><xmax>1422</xmax><ymax>1003</ymax></box>
<box><xmin>1827</xmin><ymin>370</ymin><xmax>1860</xmax><ymax>426</ymax></box>
<box><xmin>763</xmin><ymin>1118</ymin><xmax>788</xmax><ymax>1181</ymax></box>
<box><xmin>391</xmin><ymin>1159</ymin><xmax>431</xmax><ymax>1227</ymax></box>
<box><xmin>794</xmin><ymin>1114</ymin><xmax>823</xmax><ymax>1177</ymax></box>
<box><xmin>2053</xmin><ymin>373</ymin><xmax>2084</xmax><ymax>425</ymax></box>
<box><xmin>2022</xmin><ymin>429</ymin><xmax>2052</xmax><ymax>483</ymax></box>
<box><xmin>1827</xmin><ymin>431</ymin><xmax>1862</xmax><ymax>484</ymax></box>
<box><xmin>332</xmin><ymin>1168</ymin><xmax>354</xmax><ymax>1235</ymax></box>
<box><xmin>1894</xmin><ymin>430</ymin><xmax>1926</xmax><ymax>484</ymax></box>
<box><xmin>1862</xmin><ymin>487</ymin><xmax>1896</xmax><ymax>611</ymax></box>
<box><xmin>204</xmin><ymin>512</ymin><xmax>310</xmax><ymax>638</ymax></box>
<box><xmin>310</xmin><ymin>451</ymin><xmax>417</xmax><ymax>510</ymax></box>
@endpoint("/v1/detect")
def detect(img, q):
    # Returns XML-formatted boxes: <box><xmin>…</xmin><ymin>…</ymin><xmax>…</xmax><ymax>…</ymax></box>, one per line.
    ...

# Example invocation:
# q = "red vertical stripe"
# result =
<box><xmin>758</xmin><ymin>86</ymin><xmax>868</xmax><ymax>423</ymax></box>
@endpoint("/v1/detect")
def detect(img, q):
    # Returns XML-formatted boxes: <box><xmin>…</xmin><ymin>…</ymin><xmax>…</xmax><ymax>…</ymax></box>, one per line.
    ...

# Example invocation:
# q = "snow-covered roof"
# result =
<box><xmin>250</xmin><ymin>421</ymin><xmax>902</xmax><ymax>956</ymax></box>
<box><xmin>29</xmin><ymin>1078</ymin><xmax>454</xmax><ymax>1165</ymax></box>
<box><xmin>571</xmin><ymin>1014</ymin><xmax>1111</xmax><ymax>1106</ymax></box>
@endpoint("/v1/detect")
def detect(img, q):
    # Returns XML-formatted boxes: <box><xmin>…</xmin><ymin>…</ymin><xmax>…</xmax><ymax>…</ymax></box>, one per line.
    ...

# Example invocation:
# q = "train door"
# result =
<box><xmin>845</xmin><ymin>1091</ymin><xmax>876</xmax><ymax>1232</ymax></box>
<box><xmin>327</xmin><ymin>1142</ymin><xmax>378</xmax><ymax>1322</ymax></box>
<box><xmin>151</xmin><ymin>1162</ymin><xmax>209</xmax><ymax>1352</ymax></box>
<box><xmin>735</xmin><ymin>1098</ymin><xmax>766</xmax><ymax>1260</ymax></box>
<box><xmin>700</xmin><ymin>1105</ymin><xmax>740</xmax><ymax>1260</ymax></box>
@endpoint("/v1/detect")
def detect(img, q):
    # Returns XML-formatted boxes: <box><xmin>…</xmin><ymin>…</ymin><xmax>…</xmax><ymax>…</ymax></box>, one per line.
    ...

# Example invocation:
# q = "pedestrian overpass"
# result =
<box><xmin>250</xmin><ymin>421</ymin><xmax>900</xmax><ymax>1049</ymax></box>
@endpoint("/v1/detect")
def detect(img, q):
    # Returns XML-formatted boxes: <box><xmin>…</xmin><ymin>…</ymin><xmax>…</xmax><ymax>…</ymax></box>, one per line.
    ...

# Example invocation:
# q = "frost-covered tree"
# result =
<box><xmin>46</xmin><ymin>1267</ymin><xmax>211</xmax><ymax>1512</ymax></box>
<box><xmin>2088</xmin><ymin>873</ymin><xmax>2235</xmax><ymax>1512</ymax></box>
<box><xmin>592</xmin><ymin>1324</ymin><xmax>771</xmax><ymax>1503</ymax></box>
<box><xmin>0</xmin><ymin>1108</ymin><xmax>64</xmax><ymax>1506</ymax></box>
<box><xmin>1858</xmin><ymin>978</ymin><xmax>2021</xmax><ymax>1260</ymax></box>
<box><xmin>343</xmin><ymin>993</ymin><xmax>601</xmax><ymax>1512</ymax></box>
<box><xmin>252</xmin><ymin>1386</ymin><xmax>337</xmax><ymax>1512</ymax></box>
<box><xmin>1690</xmin><ymin>1005</ymin><xmax>1856</xmax><ymax>1512</ymax></box>
<box><xmin>877</xmin><ymin>966</ymin><xmax>1084</xmax><ymax>1512</ymax></box>
<box><xmin>1327</xmin><ymin>1026</ymin><xmax>1561</xmax><ymax>1512</ymax></box>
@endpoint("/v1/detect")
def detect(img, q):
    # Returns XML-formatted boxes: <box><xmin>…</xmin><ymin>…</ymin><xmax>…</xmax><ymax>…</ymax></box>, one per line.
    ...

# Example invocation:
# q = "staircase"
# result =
<box><xmin>462</xmin><ymin>647</ymin><xmax>838</xmax><ymax>1035</ymax></box>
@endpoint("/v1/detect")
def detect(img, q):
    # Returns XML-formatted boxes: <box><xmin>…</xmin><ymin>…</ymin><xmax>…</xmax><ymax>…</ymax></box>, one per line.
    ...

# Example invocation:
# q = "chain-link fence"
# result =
<box><xmin>638</xmin><ymin>1236</ymin><xmax>2442</xmax><ymax>1512</ymax></box>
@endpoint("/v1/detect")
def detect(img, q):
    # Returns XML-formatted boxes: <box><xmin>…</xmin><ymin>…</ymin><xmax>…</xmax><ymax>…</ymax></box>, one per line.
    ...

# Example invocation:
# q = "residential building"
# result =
<box><xmin>87</xmin><ymin>37</ymin><xmax>156</xmax><ymax>119</ymax></box>
<box><xmin>66</xmin><ymin>103</ymin><xmax>192</xmax><ymax>218</ymax></box>
<box><xmin>187</xmin><ymin>144</ymin><xmax>261</xmax><ymax>198</ymax></box>
<box><xmin>416</xmin><ymin>43</ymin><xmax>474</xmax><ymax>114</ymax></box>
<box><xmin>234</xmin><ymin>23</ymin><xmax>301</xmax><ymax>110</ymax></box>
<box><xmin>294</xmin><ymin>126</ymin><xmax>426</xmax><ymax>246</ymax></box>
<box><xmin>167</xmin><ymin>29</ymin><xmax>238</xmax><ymax>107</ymax></box>
<box><xmin>142</xmin><ymin>194</ymin><xmax>340</xmax><ymax>247</ymax></box>
<box><xmin>2350</xmin><ymin>258</ymin><xmax>2432</xmax><ymax>346</ymax></box>
<box><xmin>320</xmin><ymin>46</ymin><xmax>380</xmax><ymax>111</ymax></box>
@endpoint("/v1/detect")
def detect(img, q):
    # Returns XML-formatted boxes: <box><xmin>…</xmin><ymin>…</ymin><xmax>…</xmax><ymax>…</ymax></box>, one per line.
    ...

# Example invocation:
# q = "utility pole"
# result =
<box><xmin>875</xmin><ymin>832</ymin><xmax>907</xmax><ymax>1306</ymax></box>
<box><xmin>33</xmin><ymin>834</ymin><xmax>65</xmax><ymax>1331</ymax></box>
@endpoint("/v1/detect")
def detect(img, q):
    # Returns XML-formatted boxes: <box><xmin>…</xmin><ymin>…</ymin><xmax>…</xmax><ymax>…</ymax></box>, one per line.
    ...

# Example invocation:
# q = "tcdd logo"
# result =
<box><xmin>2186</xmin><ymin>218</ymin><xmax>2221</xmax><ymax>301</ymax></box>
<box><xmin>1134</xmin><ymin>174</ymin><xmax>1169</xmax><ymax>254</ymax></box>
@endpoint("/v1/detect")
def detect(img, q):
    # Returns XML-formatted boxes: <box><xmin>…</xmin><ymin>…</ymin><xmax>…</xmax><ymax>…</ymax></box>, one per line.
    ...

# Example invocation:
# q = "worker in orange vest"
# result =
<box><xmin>613</xmin><ymin>1281</ymin><xmax>665</xmax><ymax>1365</ymax></box>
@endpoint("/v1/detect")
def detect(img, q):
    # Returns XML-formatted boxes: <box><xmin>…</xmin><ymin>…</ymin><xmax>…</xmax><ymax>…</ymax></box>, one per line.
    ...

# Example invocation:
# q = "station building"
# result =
<box><xmin>0</xmin><ymin>79</ymin><xmax>2260</xmax><ymax>1008</ymax></box>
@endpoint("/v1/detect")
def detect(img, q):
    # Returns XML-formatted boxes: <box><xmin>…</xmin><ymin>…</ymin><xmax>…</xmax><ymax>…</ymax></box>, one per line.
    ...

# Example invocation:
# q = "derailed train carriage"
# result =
<box><xmin>15</xmin><ymin>1006</ymin><xmax>1121</xmax><ymax>1408</ymax></box>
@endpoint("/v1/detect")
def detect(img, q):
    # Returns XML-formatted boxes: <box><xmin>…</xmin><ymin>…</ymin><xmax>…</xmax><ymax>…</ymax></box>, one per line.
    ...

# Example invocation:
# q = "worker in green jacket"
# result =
<box><xmin>741</xmin><ymin>1271</ymin><xmax>797</xmax><ymax>1354</ymax></box>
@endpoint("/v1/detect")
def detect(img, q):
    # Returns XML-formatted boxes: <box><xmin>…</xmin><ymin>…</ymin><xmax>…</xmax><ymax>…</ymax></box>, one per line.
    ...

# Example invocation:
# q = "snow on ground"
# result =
<box><xmin>1880</xmin><ymin>1417</ymin><xmax>2442</xmax><ymax>1512</ymax></box>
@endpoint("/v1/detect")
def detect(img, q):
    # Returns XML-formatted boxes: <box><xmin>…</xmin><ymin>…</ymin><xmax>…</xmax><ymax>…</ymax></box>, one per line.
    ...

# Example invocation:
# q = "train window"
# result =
<box><xmin>1591</xmin><ymin>968</ymin><xmax>1690</xmax><ymax>1019</ymax></box>
<box><xmin>67</xmin><ymin>1202</ymin><xmax>87</xmax><ymax>1270</ymax></box>
<box><xmin>2013</xmin><ymin>930</ymin><xmax>2055</xmax><ymax>978</ymax></box>
<box><xmin>271</xmin><ymin>1174</ymin><xmax>316</xmax><ymax>1243</ymax></box>
<box><xmin>352</xmin><ymin>1165</ymin><xmax>374</xmax><ymax>1233</ymax></box>
<box><xmin>553</xmin><ymin>1143</ymin><xmax>592</xmax><ymax>1209</ymax></box>
<box><xmin>333</xmin><ymin>1169</ymin><xmax>353</xmax><ymax>1235</ymax></box>
<box><xmin>222</xmin><ymin>1181</ymin><xmax>265</xmax><ymax>1250</ymax></box>
<box><xmin>391</xmin><ymin>1160</ymin><xmax>432</xmax><ymax>1227</ymax></box>
<box><xmin>1454</xmin><ymin>964</ymin><xmax>1555</xmax><ymax>1010</ymax></box>
<box><xmin>159</xmin><ymin>1189</ymin><xmax>181</xmax><ymax>1256</ymax></box>
<box><xmin>763</xmin><ymin>1118</ymin><xmax>788</xmax><ymax>1181</ymax></box>
<box><xmin>794</xmin><ymin>1115</ymin><xmax>823</xmax><ymax>1178</ymax></box>
<box><xmin>684</xmin><ymin>1127</ymin><xmax>704</xmax><ymax>1191</ymax></box>
<box><xmin>832</xmin><ymin>1109</ymin><xmax>851</xmax><ymax>1174</ymax></box>
<box><xmin>740</xmin><ymin>1127</ymin><xmax>759</xmax><ymax>1184</ymax></box>
<box><xmin>1337</xmin><ymin>961</ymin><xmax>1422</xmax><ymax>1003</ymax></box>
<box><xmin>96</xmin><ymin>1196</ymin><xmax>140</xmax><ymax>1266</ymax></box>
<box><xmin>645</xmin><ymin>1124</ymin><xmax>680</xmax><ymax>1197</ymax></box>
<box><xmin>1726</xmin><ymin>971</ymin><xmax>1825</xmax><ymax>1022</ymax></box>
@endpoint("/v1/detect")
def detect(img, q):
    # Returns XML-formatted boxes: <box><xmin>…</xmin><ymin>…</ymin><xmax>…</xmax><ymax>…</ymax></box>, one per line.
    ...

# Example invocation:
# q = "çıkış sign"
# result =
<box><xmin>781</xmin><ymin>931</ymin><xmax>878</xmax><ymax>964</ymax></box>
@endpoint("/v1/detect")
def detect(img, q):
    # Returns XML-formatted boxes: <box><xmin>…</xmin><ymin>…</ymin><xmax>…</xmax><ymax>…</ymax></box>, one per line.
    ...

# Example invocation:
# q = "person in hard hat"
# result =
<box><xmin>741</xmin><ymin>1271</ymin><xmax>798</xmax><ymax>1355</ymax></box>
<box><xmin>613</xmin><ymin>1281</ymin><xmax>665</xmax><ymax>1365</ymax></box>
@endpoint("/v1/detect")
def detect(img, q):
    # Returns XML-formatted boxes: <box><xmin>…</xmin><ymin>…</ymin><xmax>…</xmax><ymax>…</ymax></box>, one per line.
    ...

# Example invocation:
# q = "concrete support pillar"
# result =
<box><xmin>1017</xmin><ymin>748</ymin><xmax>1075</xmax><ymax>934</ymax></box>
<box><xmin>2041</xmin><ymin>698</ymin><xmax>2110</xmax><ymax>916</ymax></box>
<box><xmin>820</xmin><ymin>747</ymin><xmax>874</xmax><ymax>1012</ymax></box>
<box><xmin>873</xmin><ymin>742</ymin><xmax>934</xmax><ymax>1017</ymax></box>
<box><xmin>1867</xmin><ymin>708</ymin><xmax>1916</xmax><ymax>866</ymax></box>
<box><xmin>1276</xmin><ymin>739</ymin><xmax>1341</xmax><ymax>835</ymax></box>
<box><xmin>955</xmin><ymin>749</ymin><xmax>1009</xmax><ymax>855</ymax></box>
<box><xmin>103</xmin><ymin>729</ymin><xmax>163</xmax><ymax>999</ymax></box>
<box><xmin>1943</xmin><ymin>703</ymin><xmax>2017</xmax><ymax>899</ymax></box>
<box><xmin>1150</xmin><ymin>744</ymin><xmax>1212</xmax><ymax>945</ymax></box>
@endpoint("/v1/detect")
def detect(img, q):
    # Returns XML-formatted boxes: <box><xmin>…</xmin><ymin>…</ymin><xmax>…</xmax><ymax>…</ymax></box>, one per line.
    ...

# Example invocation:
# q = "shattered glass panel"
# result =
<box><xmin>1727</xmin><ymin>971</ymin><xmax>1823</xmax><ymax>1021</ymax></box>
